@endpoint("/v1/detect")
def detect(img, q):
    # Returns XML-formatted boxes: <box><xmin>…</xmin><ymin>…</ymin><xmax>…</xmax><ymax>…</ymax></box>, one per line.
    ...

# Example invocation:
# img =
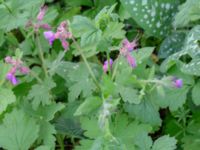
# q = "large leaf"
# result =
<box><xmin>120</xmin><ymin>0</ymin><xmax>179</xmax><ymax>37</ymax></box>
<box><xmin>158</xmin><ymin>32</ymin><xmax>186</xmax><ymax>58</ymax></box>
<box><xmin>0</xmin><ymin>109</ymin><xmax>39</xmax><ymax>150</ymax></box>
<box><xmin>161</xmin><ymin>25</ymin><xmax>200</xmax><ymax>73</ymax></box>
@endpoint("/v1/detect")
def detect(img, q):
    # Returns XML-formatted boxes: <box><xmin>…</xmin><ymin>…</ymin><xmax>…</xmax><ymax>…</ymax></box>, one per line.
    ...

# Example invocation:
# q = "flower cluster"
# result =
<box><xmin>44</xmin><ymin>21</ymin><xmax>72</xmax><ymax>51</ymax></box>
<box><xmin>5</xmin><ymin>56</ymin><xmax>29</xmax><ymax>85</ymax></box>
<box><xmin>26</xmin><ymin>5</ymin><xmax>51</xmax><ymax>32</ymax></box>
<box><xmin>120</xmin><ymin>38</ymin><xmax>137</xmax><ymax>68</ymax></box>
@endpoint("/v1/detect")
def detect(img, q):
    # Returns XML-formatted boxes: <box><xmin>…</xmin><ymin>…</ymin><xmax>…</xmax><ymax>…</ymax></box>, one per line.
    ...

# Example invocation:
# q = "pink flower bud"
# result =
<box><xmin>37</xmin><ymin>6</ymin><xmax>48</xmax><ymax>21</ymax></box>
<box><xmin>103</xmin><ymin>59</ymin><xmax>113</xmax><ymax>73</ymax></box>
<box><xmin>19</xmin><ymin>66</ymin><xmax>29</xmax><ymax>74</ymax></box>
<box><xmin>4</xmin><ymin>56</ymin><xmax>12</xmax><ymax>63</ymax></box>
<box><xmin>61</xmin><ymin>40</ymin><xmax>69</xmax><ymax>50</ymax></box>
<box><xmin>126</xmin><ymin>53</ymin><xmax>136</xmax><ymax>68</ymax></box>
<box><xmin>40</xmin><ymin>24</ymin><xmax>51</xmax><ymax>30</ymax></box>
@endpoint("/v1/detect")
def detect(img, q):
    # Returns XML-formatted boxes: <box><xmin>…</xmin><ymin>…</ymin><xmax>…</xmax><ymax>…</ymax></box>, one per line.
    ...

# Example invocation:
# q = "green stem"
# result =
<box><xmin>56</xmin><ymin>135</ymin><xmax>64</xmax><ymax>150</ymax></box>
<box><xmin>29</xmin><ymin>70</ymin><xmax>43</xmax><ymax>83</ymax></box>
<box><xmin>2</xmin><ymin>0</ymin><xmax>13</xmax><ymax>14</ymax></box>
<box><xmin>36</xmin><ymin>34</ymin><xmax>48</xmax><ymax>78</ymax></box>
<box><xmin>111</xmin><ymin>55</ymin><xmax>120</xmax><ymax>81</ymax></box>
<box><xmin>72</xmin><ymin>37</ymin><xmax>101</xmax><ymax>90</ymax></box>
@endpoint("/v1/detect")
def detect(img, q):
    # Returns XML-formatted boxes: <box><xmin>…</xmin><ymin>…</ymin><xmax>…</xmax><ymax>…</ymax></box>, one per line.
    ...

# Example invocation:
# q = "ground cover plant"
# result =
<box><xmin>0</xmin><ymin>0</ymin><xmax>200</xmax><ymax>149</ymax></box>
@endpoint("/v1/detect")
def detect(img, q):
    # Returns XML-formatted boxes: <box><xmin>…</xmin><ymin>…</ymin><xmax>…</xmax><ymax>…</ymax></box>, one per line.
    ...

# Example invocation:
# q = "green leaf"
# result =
<box><xmin>119</xmin><ymin>86</ymin><xmax>141</xmax><ymax>104</ymax></box>
<box><xmin>80</xmin><ymin>29</ymin><xmax>102</xmax><ymax>47</ymax></box>
<box><xmin>161</xmin><ymin>25</ymin><xmax>200</xmax><ymax>73</ymax></box>
<box><xmin>0</xmin><ymin>0</ymin><xmax>43</xmax><ymax>31</ymax></box>
<box><xmin>0</xmin><ymin>88</ymin><xmax>16</xmax><ymax>114</ymax></box>
<box><xmin>134</xmin><ymin>132</ymin><xmax>153</xmax><ymax>150</ymax></box>
<box><xmin>111</xmin><ymin>114</ymin><xmax>152</xmax><ymax>149</ymax></box>
<box><xmin>192</xmin><ymin>81</ymin><xmax>200</xmax><ymax>105</ymax></box>
<box><xmin>124</xmin><ymin>98</ymin><xmax>162</xmax><ymax>126</ymax></box>
<box><xmin>65</xmin><ymin>0</ymin><xmax>93</xmax><ymax>7</ymax></box>
<box><xmin>74</xmin><ymin>96</ymin><xmax>102</xmax><ymax>116</ymax></box>
<box><xmin>132</xmin><ymin>47</ymin><xmax>154</xmax><ymax>65</ymax></box>
<box><xmin>152</xmin><ymin>135</ymin><xmax>177</xmax><ymax>150</ymax></box>
<box><xmin>67</xmin><ymin>63</ymin><xmax>96</xmax><ymax>102</ymax></box>
<box><xmin>71</xmin><ymin>16</ymin><xmax>96</xmax><ymax>37</ymax></box>
<box><xmin>38</xmin><ymin>121</ymin><xmax>56</xmax><ymax>149</ymax></box>
<box><xmin>120</xmin><ymin>0</ymin><xmax>180</xmax><ymax>37</ymax></box>
<box><xmin>158</xmin><ymin>32</ymin><xmax>186</xmax><ymax>58</ymax></box>
<box><xmin>35</xmin><ymin>145</ymin><xmax>51</xmax><ymax>150</ymax></box>
<box><xmin>173</xmin><ymin>0</ymin><xmax>200</xmax><ymax>27</ymax></box>
<box><xmin>152</xmin><ymin>87</ymin><xmax>189</xmax><ymax>111</ymax></box>
<box><xmin>28</xmin><ymin>78</ymin><xmax>56</xmax><ymax>109</ymax></box>
<box><xmin>0</xmin><ymin>61</ymin><xmax>10</xmax><ymax>86</ymax></box>
<box><xmin>103</xmin><ymin>22</ymin><xmax>125</xmax><ymax>39</ymax></box>
<box><xmin>0</xmin><ymin>109</ymin><xmax>39</xmax><ymax>150</ymax></box>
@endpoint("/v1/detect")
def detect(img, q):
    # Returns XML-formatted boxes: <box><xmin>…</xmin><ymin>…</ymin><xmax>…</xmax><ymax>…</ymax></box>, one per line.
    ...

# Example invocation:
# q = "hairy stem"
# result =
<box><xmin>36</xmin><ymin>34</ymin><xmax>48</xmax><ymax>78</ymax></box>
<box><xmin>72</xmin><ymin>37</ymin><xmax>101</xmax><ymax>90</ymax></box>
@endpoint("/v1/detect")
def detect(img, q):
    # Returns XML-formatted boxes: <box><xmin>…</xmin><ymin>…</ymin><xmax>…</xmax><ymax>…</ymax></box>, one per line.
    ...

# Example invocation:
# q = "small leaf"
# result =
<box><xmin>0</xmin><ymin>88</ymin><xmax>16</xmax><ymax>114</ymax></box>
<box><xmin>74</xmin><ymin>96</ymin><xmax>102</xmax><ymax>116</ymax></box>
<box><xmin>152</xmin><ymin>135</ymin><xmax>177</xmax><ymax>150</ymax></box>
<box><xmin>28</xmin><ymin>78</ymin><xmax>56</xmax><ymax>109</ymax></box>
<box><xmin>192</xmin><ymin>81</ymin><xmax>200</xmax><ymax>105</ymax></box>
<box><xmin>119</xmin><ymin>86</ymin><xmax>141</xmax><ymax>104</ymax></box>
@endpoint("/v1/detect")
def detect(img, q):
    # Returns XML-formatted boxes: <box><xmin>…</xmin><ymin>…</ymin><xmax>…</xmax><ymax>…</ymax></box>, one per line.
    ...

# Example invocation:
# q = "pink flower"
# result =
<box><xmin>122</xmin><ymin>39</ymin><xmax>137</xmax><ymax>52</ymax></box>
<box><xmin>44</xmin><ymin>31</ymin><xmax>55</xmax><ymax>45</ymax></box>
<box><xmin>37</xmin><ymin>6</ymin><xmax>48</xmax><ymax>21</ymax></box>
<box><xmin>4</xmin><ymin>56</ymin><xmax>12</xmax><ymax>63</ymax></box>
<box><xmin>103</xmin><ymin>59</ymin><xmax>113</xmax><ymax>73</ymax></box>
<box><xmin>4</xmin><ymin>56</ymin><xmax>29</xmax><ymax>85</ymax></box>
<box><xmin>126</xmin><ymin>53</ymin><xmax>136</xmax><ymax>68</ymax></box>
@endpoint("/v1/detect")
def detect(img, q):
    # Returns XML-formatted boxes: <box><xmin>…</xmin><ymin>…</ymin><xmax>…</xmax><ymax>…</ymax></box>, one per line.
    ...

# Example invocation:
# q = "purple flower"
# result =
<box><xmin>103</xmin><ymin>59</ymin><xmax>113</xmax><ymax>73</ymax></box>
<box><xmin>126</xmin><ymin>53</ymin><xmax>136</xmax><ymax>68</ymax></box>
<box><xmin>122</xmin><ymin>39</ymin><xmax>137</xmax><ymax>52</ymax></box>
<box><xmin>44</xmin><ymin>31</ymin><xmax>55</xmax><ymax>45</ymax></box>
<box><xmin>37</xmin><ymin>6</ymin><xmax>47</xmax><ymax>21</ymax></box>
<box><xmin>173</xmin><ymin>78</ymin><xmax>183</xmax><ymax>88</ymax></box>
<box><xmin>6</xmin><ymin>73</ymin><xmax>18</xmax><ymax>85</ymax></box>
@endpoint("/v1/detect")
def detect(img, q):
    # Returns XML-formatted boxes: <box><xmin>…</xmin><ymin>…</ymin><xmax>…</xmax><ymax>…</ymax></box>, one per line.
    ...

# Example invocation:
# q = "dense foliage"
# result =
<box><xmin>0</xmin><ymin>0</ymin><xmax>200</xmax><ymax>149</ymax></box>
